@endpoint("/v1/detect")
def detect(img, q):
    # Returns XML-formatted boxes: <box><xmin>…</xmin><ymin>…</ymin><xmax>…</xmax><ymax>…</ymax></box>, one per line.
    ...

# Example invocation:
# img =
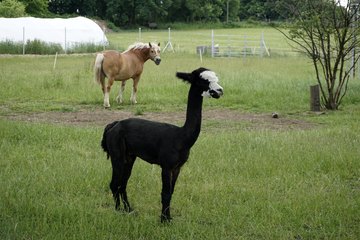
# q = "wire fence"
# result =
<box><xmin>107</xmin><ymin>28</ymin><xmax>300</xmax><ymax>57</ymax></box>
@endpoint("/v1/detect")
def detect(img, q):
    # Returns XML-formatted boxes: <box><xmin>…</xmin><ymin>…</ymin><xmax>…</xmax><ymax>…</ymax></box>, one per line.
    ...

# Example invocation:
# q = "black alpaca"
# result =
<box><xmin>101</xmin><ymin>67</ymin><xmax>223</xmax><ymax>222</ymax></box>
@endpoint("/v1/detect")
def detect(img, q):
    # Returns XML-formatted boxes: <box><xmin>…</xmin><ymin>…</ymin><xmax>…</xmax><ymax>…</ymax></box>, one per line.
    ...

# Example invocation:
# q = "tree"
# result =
<box><xmin>185</xmin><ymin>0</ymin><xmax>223</xmax><ymax>21</ymax></box>
<box><xmin>136</xmin><ymin>0</ymin><xmax>172</xmax><ymax>24</ymax></box>
<box><xmin>0</xmin><ymin>0</ymin><xmax>26</xmax><ymax>17</ymax></box>
<box><xmin>167</xmin><ymin>0</ymin><xmax>191</xmax><ymax>22</ymax></box>
<box><xmin>48</xmin><ymin>0</ymin><xmax>97</xmax><ymax>16</ymax></box>
<box><xmin>222</xmin><ymin>0</ymin><xmax>240</xmax><ymax>22</ymax></box>
<box><xmin>19</xmin><ymin>0</ymin><xmax>49</xmax><ymax>16</ymax></box>
<box><xmin>105</xmin><ymin>0</ymin><xmax>134</xmax><ymax>26</ymax></box>
<box><xmin>277</xmin><ymin>0</ymin><xmax>360</xmax><ymax>110</ymax></box>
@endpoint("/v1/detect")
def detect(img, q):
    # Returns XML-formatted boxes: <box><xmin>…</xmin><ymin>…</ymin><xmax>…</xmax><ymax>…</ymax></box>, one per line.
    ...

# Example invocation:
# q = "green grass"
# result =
<box><xmin>1</xmin><ymin>28</ymin><xmax>360</xmax><ymax>239</ymax></box>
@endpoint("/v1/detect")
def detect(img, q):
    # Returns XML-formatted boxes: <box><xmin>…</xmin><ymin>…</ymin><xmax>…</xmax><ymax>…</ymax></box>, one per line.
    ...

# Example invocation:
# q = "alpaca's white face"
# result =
<box><xmin>200</xmin><ymin>71</ymin><xmax>223</xmax><ymax>98</ymax></box>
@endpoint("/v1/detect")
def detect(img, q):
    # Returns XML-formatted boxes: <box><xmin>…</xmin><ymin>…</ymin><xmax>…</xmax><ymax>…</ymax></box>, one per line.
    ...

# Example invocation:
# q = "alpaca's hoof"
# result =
<box><xmin>125</xmin><ymin>206</ymin><xmax>134</xmax><ymax>213</ymax></box>
<box><xmin>160</xmin><ymin>214</ymin><xmax>172</xmax><ymax>223</ymax></box>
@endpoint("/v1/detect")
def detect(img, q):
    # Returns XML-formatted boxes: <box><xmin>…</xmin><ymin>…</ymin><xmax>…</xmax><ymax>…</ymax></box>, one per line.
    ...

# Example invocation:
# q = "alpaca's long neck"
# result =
<box><xmin>181</xmin><ymin>85</ymin><xmax>203</xmax><ymax>148</ymax></box>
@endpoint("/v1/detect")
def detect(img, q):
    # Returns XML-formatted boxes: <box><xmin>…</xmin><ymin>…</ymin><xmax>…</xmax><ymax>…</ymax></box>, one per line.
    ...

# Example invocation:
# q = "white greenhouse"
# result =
<box><xmin>0</xmin><ymin>16</ymin><xmax>108</xmax><ymax>52</ymax></box>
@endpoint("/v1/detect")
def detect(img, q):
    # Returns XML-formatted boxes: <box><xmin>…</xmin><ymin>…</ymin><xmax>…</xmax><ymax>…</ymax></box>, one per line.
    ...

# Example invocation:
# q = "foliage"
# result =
<box><xmin>25</xmin><ymin>39</ymin><xmax>63</xmax><ymax>54</ymax></box>
<box><xmin>0</xmin><ymin>0</ymin><xmax>26</xmax><ymax>17</ymax></box>
<box><xmin>276</xmin><ymin>0</ymin><xmax>360</xmax><ymax>110</ymax></box>
<box><xmin>46</xmin><ymin>0</ymin><xmax>287</xmax><ymax>27</ymax></box>
<box><xmin>0</xmin><ymin>40</ymin><xmax>23</xmax><ymax>54</ymax></box>
<box><xmin>19</xmin><ymin>0</ymin><xmax>49</xmax><ymax>16</ymax></box>
<box><xmin>185</xmin><ymin>0</ymin><xmax>223</xmax><ymax>21</ymax></box>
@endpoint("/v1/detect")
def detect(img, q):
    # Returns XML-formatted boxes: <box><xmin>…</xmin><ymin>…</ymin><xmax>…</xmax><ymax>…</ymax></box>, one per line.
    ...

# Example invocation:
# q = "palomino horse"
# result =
<box><xmin>94</xmin><ymin>42</ymin><xmax>161</xmax><ymax>107</ymax></box>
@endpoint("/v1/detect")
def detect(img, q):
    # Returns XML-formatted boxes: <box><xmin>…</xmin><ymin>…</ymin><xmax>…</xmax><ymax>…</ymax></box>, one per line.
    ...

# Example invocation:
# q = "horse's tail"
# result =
<box><xmin>94</xmin><ymin>53</ymin><xmax>105</xmax><ymax>85</ymax></box>
<box><xmin>101</xmin><ymin>121</ymin><xmax>119</xmax><ymax>159</ymax></box>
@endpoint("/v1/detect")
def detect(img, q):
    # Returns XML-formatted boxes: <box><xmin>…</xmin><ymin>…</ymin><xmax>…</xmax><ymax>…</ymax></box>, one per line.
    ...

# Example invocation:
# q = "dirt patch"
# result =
<box><xmin>4</xmin><ymin>108</ymin><xmax>316</xmax><ymax>131</ymax></box>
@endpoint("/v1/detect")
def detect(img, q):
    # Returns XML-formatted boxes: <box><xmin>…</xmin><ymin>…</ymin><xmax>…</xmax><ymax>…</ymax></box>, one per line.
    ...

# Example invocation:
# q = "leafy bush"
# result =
<box><xmin>25</xmin><ymin>39</ymin><xmax>63</xmax><ymax>54</ymax></box>
<box><xmin>0</xmin><ymin>40</ymin><xmax>23</xmax><ymax>54</ymax></box>
<box><xmin>0</xmin><ymin>0</ymin><xmax>26</xmax><ymax>17</ymax></box>
<box><xmin>66</xmin><ymin>42</ymin><xmax>105</xmax><ymax>54</ymax></box>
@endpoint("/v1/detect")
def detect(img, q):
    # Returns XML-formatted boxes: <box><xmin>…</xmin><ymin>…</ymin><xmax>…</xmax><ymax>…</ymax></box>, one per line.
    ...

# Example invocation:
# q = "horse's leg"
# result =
<box><xmin>104</xmin><ymin>77</ymin><xmax>114</xmax><ymax>108</ymax></box>
<box><xmin>119</xmin><ymin>155</ymin><xmax>136</xmax><ymax>212</ymax></box>
<box><xmin>116</xmin><ymin>80</ymin><xmax>126</xmax><ymax>104</ymax></box>
<box><xmin>130</xmin><ymin>76</ymin><xmax>140</xmax><ymax>104</ymax></box>
<box><xmin>100</xmin><ymin>73</ymin><xmax>106</xmax><ymax>94</ymax></box>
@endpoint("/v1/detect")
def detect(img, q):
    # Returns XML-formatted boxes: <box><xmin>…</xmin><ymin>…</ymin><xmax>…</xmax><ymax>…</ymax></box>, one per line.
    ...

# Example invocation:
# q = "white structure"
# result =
<box><xmin>0</xmin><ymin>16</ymin><xmax>108</xmax><ymax>51</ymax></box>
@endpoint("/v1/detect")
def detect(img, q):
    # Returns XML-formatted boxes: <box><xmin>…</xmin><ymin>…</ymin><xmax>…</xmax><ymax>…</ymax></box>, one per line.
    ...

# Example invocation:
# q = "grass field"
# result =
<box><xmin>1</xmin><ymin>28</ymin><xmax>360</xmax><ymax>239</ymax></box>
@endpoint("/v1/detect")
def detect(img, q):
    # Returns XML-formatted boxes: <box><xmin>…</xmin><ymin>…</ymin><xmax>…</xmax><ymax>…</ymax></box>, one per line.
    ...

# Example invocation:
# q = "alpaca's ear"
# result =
<box><xmin>176</xmin><ymin>72</ymin><xmax>192</xmax><ymax>83</ymax></box>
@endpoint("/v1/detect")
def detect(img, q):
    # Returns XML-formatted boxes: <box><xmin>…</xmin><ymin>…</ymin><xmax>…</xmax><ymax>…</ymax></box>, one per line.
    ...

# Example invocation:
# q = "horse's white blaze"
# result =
<box><xmin>200</xmin><ymin>70</ymin><xmax>223</xmax><ymax>97</ymax></box>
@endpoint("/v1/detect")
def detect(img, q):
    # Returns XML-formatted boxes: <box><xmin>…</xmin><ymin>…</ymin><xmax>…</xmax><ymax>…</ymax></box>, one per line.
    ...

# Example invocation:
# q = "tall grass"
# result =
<box><xmin>1</xmin><ymin>117</ymin><xmax>359</xmax><ymax>239</ymax></box>
<box><xmin>0</xmin><ymin>39</ymin><xmax>105</xmax><ymax>55</ymax></box>
<box><xmin>1</xmin><ymin>29</ymin><xmax>360</xmax><ymax>239</ymax></box>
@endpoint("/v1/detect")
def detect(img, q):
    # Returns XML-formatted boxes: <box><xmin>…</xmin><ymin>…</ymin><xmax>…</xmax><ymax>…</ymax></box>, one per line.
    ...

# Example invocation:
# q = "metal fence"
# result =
<box><xmin>111</xmin><ymin>28</ymin><xmax>297</xmax><ymax>57</ymax></box>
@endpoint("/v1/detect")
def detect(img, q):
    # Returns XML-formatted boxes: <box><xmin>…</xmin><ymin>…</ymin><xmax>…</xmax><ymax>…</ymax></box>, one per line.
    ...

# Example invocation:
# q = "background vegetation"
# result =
<box><xmin>0</xmin><ymin>0</ymin><xmax>291</xmax><ymax>27</ymax></box>
<box><xmin>1</xmin><ymin>28</ymin><xmax>360</xmax><ymax>239</ymax></box>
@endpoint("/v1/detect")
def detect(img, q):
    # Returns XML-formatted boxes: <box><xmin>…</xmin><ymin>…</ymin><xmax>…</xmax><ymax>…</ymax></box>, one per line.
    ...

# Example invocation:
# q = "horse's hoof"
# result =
<box><xmin>104</xmin><ymin>104</ymin><xmax>110</xmax><ymax>109</ymax></box>
<box><xmin>116</xmin><ymin>97</ymin><xmax>123</xmax><ymax>104</ymax></box>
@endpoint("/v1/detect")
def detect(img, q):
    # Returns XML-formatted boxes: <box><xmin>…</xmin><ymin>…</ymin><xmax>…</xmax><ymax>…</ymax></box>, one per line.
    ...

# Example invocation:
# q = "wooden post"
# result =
<box><xmin>310</xmin><ymin>84</ymin><xmax>320</xmax><ymax>111</ymax></box>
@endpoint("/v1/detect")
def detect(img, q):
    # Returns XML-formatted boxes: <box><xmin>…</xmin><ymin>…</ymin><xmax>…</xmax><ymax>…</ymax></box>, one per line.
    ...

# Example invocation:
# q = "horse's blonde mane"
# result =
<box><xmin>125</xmin><ymin>42</ymin><xmax>158</xmax><ymax>52</ymax></box>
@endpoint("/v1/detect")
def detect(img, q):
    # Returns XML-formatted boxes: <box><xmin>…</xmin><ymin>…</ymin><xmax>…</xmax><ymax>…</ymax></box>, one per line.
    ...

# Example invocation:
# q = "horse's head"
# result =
<box><xmin>149</xmin><ymin>42</ymin><xmax>161</xmax><ymax>65</ymax></box>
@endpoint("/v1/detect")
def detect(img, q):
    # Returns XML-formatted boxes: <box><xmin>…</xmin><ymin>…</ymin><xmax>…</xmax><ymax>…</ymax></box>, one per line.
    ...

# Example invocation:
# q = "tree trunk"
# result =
<box><xmin>325</xmin><ymin>94</ymin><xmax>337</xmax><ymax>110</ymax></box>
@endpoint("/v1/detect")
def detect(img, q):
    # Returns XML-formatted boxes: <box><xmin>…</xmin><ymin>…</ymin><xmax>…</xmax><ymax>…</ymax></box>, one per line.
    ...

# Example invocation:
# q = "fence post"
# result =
<box><xmin>103</xmin><ymin>26</ymin><xmax>106</xmax><ymax>50</ymax></box>
<box><xmin>310</xmin><ymin>84</ymin><xmax>321</xmax><ymax>111</ymax></box>
<box><xmin>162</xmin><ymin>28</ymin><xmax>174</xmax><ymax>52</ymax></box>
<box><xmin>138</xmin><ymin>28</ymin><xmax>141</xmax><ymax>42</ymax></box>
<box><xmin>211</xmin><ymin>30</ymin><xmax>214</xmax><ymax>58</ymax></box>
<box><xmin>22</xmin><ymin>27</ymin><xmax>25</xmax><ymax>55</ymax></box>
<box><xmin>243</xmin><ymin>35</ymin><xmax>247</xmax><ymax>58</ymax></box>
<box><xmin>64</xmin><ymin>27</ymin><xmax>67</xmax><ymax>54</ymax></box>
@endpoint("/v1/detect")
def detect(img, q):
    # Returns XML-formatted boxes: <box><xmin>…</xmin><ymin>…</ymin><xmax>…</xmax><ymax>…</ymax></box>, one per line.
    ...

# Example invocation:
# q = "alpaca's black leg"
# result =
<box><xmin>161</xmin><ymin>168</ymin><xmax>173</xmax><ymax>222</ymax></box>
<box><xmin>171</xmin><ymin>167</ymin><xmax>181</xmax><ymax>195</ymax></box>
<box><xmin>110</xmin><ymin>167</ymin><xmax>121</xmax><ymax>210</ymax></box>
<box><xmin>119</xmin><ymin>155</ymin><xmax>136</xmax><ymax>212</ymax></box>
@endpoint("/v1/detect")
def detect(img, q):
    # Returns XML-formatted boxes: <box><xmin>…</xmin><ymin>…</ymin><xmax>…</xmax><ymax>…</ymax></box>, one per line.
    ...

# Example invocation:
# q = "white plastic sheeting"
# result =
<box><xmin>0</xmin><ymin>16</ymin><xmax>108</xmax><ymax>50</ymax></box>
